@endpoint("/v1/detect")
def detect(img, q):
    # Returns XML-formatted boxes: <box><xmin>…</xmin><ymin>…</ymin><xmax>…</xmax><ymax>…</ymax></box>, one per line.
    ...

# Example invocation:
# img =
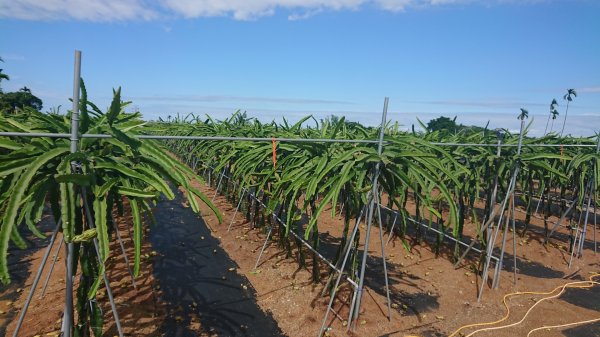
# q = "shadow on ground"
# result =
<box><xmin>564</xmin><ymin>321</ymin><xmax>600</xmax><ymax>337</ymax></box>
<box><xmin>0</xmin><ymin>217</ymin><xmax>57</xmax><ymax>336</ymax></box>
<box><xmin>150</xmin><ymin>191</ymin><xmax>287</xmax><ymax>337</ymax></box>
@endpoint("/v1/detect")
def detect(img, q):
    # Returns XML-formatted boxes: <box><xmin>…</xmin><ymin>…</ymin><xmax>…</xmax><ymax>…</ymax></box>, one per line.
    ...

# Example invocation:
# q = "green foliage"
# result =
<box><xmin>155</xmin><ymin>109</ymin><xmax>599</xmax><ymax>281</ymax></box>
<box><xmin>426</xmin><ymin>116</ymin><xmax>459</xmax><ymax>132</ymax></box>
<box><xmin>425</xmin><ymin>116</ymin><xmax>487</xmax><ymax>134</ymax></box>
<box><xmin>0</xmin><ymin>87</ymin><xmax>43</xmax><ymax>111</ymax></box>
<box><xmin>0</xmin><ymin>81</ymin><xmax>219</xmax><ymax>336</ymax></box>
<box><xmin>0</xmin><ymin>57</ymin><xmax>9</xmax><ymax>92</ymax></box>
<box><xmin>151</xmin><ymin>112</ymin><xmax>467</xmax><ymax>282</ymax></box>
<box><xmin>560</xmin><ymin>88</ymin><xmax>577</xmax><ymax>136</ymax></box>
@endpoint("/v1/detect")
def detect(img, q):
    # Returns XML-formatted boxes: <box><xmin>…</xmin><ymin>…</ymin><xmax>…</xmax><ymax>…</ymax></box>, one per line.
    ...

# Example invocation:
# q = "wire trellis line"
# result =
<box><xmin>0</xmin><ymin>131</ymin><xmax>597</xmax><ymax>148</ymax></box>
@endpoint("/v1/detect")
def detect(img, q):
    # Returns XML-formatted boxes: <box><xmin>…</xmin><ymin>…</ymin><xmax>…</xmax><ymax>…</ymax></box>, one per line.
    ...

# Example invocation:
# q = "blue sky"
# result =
<box><xmin>1</xmin><ymin>0</ymin><xmax>599</xmax><ymax>136</ymax></box>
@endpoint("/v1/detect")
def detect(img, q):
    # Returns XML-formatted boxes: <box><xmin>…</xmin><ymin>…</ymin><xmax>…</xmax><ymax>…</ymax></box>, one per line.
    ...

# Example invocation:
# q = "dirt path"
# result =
<box><xmin>150</xmin><ymin>191</ymin><xmax>287</xmax><ymax>337</ymax></box>
<box><xmin>1</xmin><ymin>212</ymin><xmax>165</xmax><ymax>337</ymax></box>
<box><xmin>0</xmin><ymin>175</ymin><xmax>598</xmax><ymax>337</ymax></box>
<box><xmin>189</xmin><ymin>172</ymin><xmax>600</xmax><ymax>337</ymax></box>
<box><xmin>0</xmin><ymin>219</ymin><xmax>58</xmax><ymax>336</ymax></box>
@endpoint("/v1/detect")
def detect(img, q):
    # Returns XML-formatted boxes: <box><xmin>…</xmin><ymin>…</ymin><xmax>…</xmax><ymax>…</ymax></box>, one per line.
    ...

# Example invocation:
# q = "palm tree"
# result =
<box><xmin>560</xmin><ymin>89</ymin><xmax>577</xmax><ymax>136</ymax></box>
<box><xmin>518</xmin><ymin>108</ymin><xmax>529</xmax><ymax>120</ymax></box>
<box><xmin>0</xmin><ymin>70</ymin><xmax>7</xmax><ymax>82</ymax></box>
<box><xmin>549</xmin><ymin>106</ymin><xmax>559</xmax><ymax>133</ymax></box>
<box><xmin>543</xmin><ymin>99</ymin><xmax>558</xmax><ymax>135</ymax></box>
<box><xmin>0</xmin><ymin>57</ymin><xmax>9</xmax><ymax>93</ymax></box>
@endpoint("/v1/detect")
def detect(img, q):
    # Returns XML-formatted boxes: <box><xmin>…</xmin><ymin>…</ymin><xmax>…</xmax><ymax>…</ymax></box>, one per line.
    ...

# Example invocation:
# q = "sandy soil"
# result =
<box><xmin>1</xmin><ymin>177</ymin><xmax>598</xmax><ymax>337</ymax></box>
<box><xmin>190</xmin><ymin>177</ymin><xmax>600</xmax><ymax>337</ymax></box>
<box><xmin>1</xmin><ymin>212</ymin><xmax>166</xmax><ymax>337</ymax></box>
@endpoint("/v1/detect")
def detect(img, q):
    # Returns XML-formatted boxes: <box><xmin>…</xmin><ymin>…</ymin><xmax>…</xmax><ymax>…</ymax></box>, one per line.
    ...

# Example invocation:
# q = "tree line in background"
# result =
<box><xmin>426</xmin><ymin>88</ymin><xmax>576</xmax><ymax>136</ymax></box>
<box><xmin>0</xmin><ymin>57</ymin><xmax>44</xmax><ymax>112</ymax></box>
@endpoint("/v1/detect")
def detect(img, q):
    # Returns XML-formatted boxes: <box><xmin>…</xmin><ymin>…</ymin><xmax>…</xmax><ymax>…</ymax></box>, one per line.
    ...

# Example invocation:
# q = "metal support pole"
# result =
<box><xmin>40</xmin><ymin>233</ymin><xmax>64</xmax><ymax>298</ymax></box>
<box><xmin>349</xmin><ymin>97</ymin><xmax>388</xmax><ymax>329</ymax></box>
<box><xmin>575</xmin><ymin>137</ymin><xmax>600</xmax><ymax>257</ymax></box>
<box><xmin>456</xmin><ymin>139</ymin><xmax>502</xmax><ymax>267</ymax></box>
<box><xmin>112</xmin><ymin>216</ymin><xmax>137</xmax><ymax>289</ymax></box>
<box><xmin>12</xmin><ymin>221</ymin><xmax>62</xmax><ymax>337</ymax></box>
<box><xmin>81</xmin><ymin>191</ymin><xmax>124</xmax><ymax>337</ymax></box>
<box><xmin>64</xmin><ymin>49</ymin><xmax>82</xmax><ymax>337</ymax></box>
<box><xmin>570</xmin><ymin>181</ymin><xmax>592</xmax><ymax>266</ymax></box>
<box><xmin>386</xmin><ymin>213</ymin><xmax>399</xmax><ymax>245</ymax></box>
<box><xmin>569</xmin><ymin>228</ymin><xmax>581</xmax><ymax>268</ymax></box>
<box><xmin>375</xmin><ymin>198</ymin><xmax>392</xmax><ymax>320</ymax></box>
<box><xmin>492</xmin><ymin>197</ymin><xmax>513</xmax><ymax>289</ymax></box>
<box><xmin>479</xmin><ymin>115</ymin><xmax>524</xmax><ymax>300</ymax></box>
<box><xmin>479</xmin><ymin>184</ymin><xmax>513</xmax><ymax>298</ymax></box>
<box><xmin>254</xmin><ymin>223</ymin><xmax>275</xmax><ymax>269</ymax></box>
<box><xmin>486</xmin><ymin>139</ymin><xmax>503</xmax><ymax>231</ymax></box>
<box><xmin>494</xmin><ymin>116</ymin><xmax>524</xmax><ymax>288</ymax></box>
<box><xmin>594</xmin><ymin>195</ymin><xmax>598</xmax><ymax>254</ymax></box>
<box><xmin>227</xmin><ymin>188</ymin><xmax>247</xmax><ymax>232</ymax></box>
<box><xmin>212</xmin><ymin>169</ymin><xmax>226</xmax><ymax>201</ymax></box>
<box><xmin>511</xmin><ymin>193</ymin><xmax>517</xmax><ymax>284</ymax></box>
<box><xmin>318</xmin><ymin>201</ymin><xmax>368</xmax><ymax>337</ymax></box>
<box><xmin>320</xmin><ymin>205</ymin><xmax>367</xmax><ymax>297</ymax></box>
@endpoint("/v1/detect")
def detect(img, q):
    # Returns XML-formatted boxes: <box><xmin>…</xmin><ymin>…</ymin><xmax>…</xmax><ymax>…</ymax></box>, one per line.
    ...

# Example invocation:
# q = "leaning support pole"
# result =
<box><xmin>594</xmin><ymin>193</ymin><xmax>598</xmax><ymax>254</ymax></box>
<box><xmin>81</xmin><ymin>192</ymin><xmax>124</xmax><ymax>337</ymax></box>
<box><xmin>112</xmin><ymin>216</ymin><xmax>137</xmax><ymax>289</ymax></box>
<box><xmin>227</xmin><ymin>187</ymin><xmax>247</xmax><ymax>232</ymax></box>
<box><xmin>255</xmin><ymin>224</ymin><xmax>275</xmax><ymax>269</ymax></box>
<box><xmin>478</xmin><ymin>176</ymin><xmax>514</xmax><ymax>298</ymax></box>
<box><xmin>375</xmin><ymin>195</ymin><xmax>392</xmax><ymax>320</ymax></box>
<box><xmin>385</xmin><ymin>213</ymin><xmax>399</xmax><ymax>245</ymax></box>
<box><xmin>455</xmin><ymin>139</ymin><xmax>503</xmax><ymax>267</ymax></box>
<box><xmin>479</xmin><ymin>112</ymin><xmax>525</xmax><ymax>300</ymax></box>
<box><xmin>491</xmin><ymin>166</ymin><xmax>520</xmax><ymax>287</ymax></box>
<box><xmin>496</xmin><ymin>115</ymin><xmax>525</xmax><ymax>287</ymax></box>
<box><xmin>12</xmin><ymin>221</ymin><xmax>62</xmax><ymax>337</ymax></box>
<box><xmin>64</xmin><ymin>49</ymin><xmax>82</xmax><ymax>337</ymax></box>
<box><xmin>212</xmin><ymin>168</ymin><xmax>226</xmax><ymax>202</ymax></box>
<box><xmin>546</xmin><ymin>197</ymin><xmax>578</xmax><ymax>240</ymax></box>
<box><xmin>510</xmin><ymin>193</ymin><xmax>517</xmax><ymax>284</ymax></box>
<box><xmin>318</xmin><ymin>201</ymin><xmax>368</xmax><ymax>337</ymax></box>
<box><xmin>40</xmin><ymin>233</ymin><xmax>64</xmax><ymax>298</ymax></box>
<box><xmin>349</xmin><ymin>97</ymin><xmax>388</xmax><ymax>330</ymax></box>
<box><xmin>575</xmin><ymin>137</ymin><xmax>600</xmax><ymax>257</ymax></box>
<box><xmin>570</xmin><ymin>181</ymin><xmax>593</xmax><ymax>266</ymax></box>
<box><xmin>320</xmin><ymin>205</ymin><xmax>367</xmax><ymax>298</ymax></box>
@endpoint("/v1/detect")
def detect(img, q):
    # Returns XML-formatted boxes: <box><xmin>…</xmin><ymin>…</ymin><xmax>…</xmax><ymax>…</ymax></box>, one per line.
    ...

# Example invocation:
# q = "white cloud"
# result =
<box><xmin>416</xmin><ymin>98</ymin><xmax>547</xmax><ymax>108</ymax></box>
<box><xmin>127</xmin><ymin>94</ymin><xmax>354</xmax><ymax>105</ymax></box>
<box><xmin>578</xmin><ymin>87</ymin><xmax>600</xmax><ymax>94</ymax></box>
<box><xmin>160</xmin><ymin>0</ymin><xmax>364</xmax><ymax>20</ymax></box>
<box><xmin>0</xmin><ymin>0</ymin><xmax>157</xmax><ymax>21</ymax></box>
<box><xmin>0</xmin><ymin>0</ymin><xmax>548</xmax><ymax>21</ymax></box>
<box><xmin>375</xmin><ymin>0</ymin><xmax>467</xmax><ymax>12</ymax></box>
<box><xmin>288</xmin><ymin>8</ymin><xmax>324</xmax><ymax>21</ymax></box>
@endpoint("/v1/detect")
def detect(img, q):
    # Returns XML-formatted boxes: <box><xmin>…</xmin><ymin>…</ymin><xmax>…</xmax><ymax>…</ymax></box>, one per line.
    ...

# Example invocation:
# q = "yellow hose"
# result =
<box><xmin>526</xmin><ymin>316</ymin><xmax>600</xmax><ymax>336</ymax></box>
<box><xmin>448</xmin><ymin>273</ymin><xmax>600</xmax><ymax>337</ymax></box>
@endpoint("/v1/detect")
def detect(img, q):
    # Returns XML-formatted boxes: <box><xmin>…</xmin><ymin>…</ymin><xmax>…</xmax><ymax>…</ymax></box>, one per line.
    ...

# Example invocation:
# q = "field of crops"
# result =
<box><xmin>0</xmin><ymin>86</ymin><xmax>599</xmax><ymax>336</ymax></box>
